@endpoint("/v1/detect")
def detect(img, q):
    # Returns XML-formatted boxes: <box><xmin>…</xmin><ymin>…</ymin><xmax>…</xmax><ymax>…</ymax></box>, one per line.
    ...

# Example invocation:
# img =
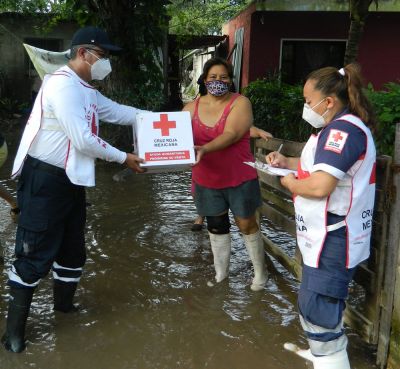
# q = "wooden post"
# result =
<box><xmin>379</xmin><ymin>123</ymin><xmax>400</xmax><ymax>369</ymax></box>
<box><xmin>388</xmin><ymin>266</ymin><xmax>400</xmax><ymax>369</ymax></box>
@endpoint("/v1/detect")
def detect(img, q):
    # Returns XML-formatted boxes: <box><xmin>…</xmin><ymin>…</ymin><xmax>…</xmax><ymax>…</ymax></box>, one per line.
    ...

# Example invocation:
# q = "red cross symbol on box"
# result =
<box><xmin>153</xmin><ymin>114</ymin><xmax>176</xmax><ymax>136</ymax></box>
<box><xmin>332</xmin><ymin>131</ymin><xmax>344</xmax><ymax>142</ymax></box>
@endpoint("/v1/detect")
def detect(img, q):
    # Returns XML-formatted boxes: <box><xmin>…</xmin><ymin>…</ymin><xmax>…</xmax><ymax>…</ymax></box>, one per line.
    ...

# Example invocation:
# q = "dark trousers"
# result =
<box><xmin>298</xmin><ymin>214</ymin><xmax>356</xmax><ymax>356</ymax></box>
<box><xmin>9</xmin><ymin>157</ymin><xmax>86</xmax><ymax>288</ymax></box>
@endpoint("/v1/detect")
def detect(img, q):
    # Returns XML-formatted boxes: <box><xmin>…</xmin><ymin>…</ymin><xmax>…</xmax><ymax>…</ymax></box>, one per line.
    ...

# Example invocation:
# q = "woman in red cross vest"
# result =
<box><xmin>266</xmin><ymin>63</ymin><xmax>376</xmax><ymax>369</ymax></box>
<box><xmin>183</xmin><ymin>57</ymin><xmax>272</xmax><ymax>291</ymax></box>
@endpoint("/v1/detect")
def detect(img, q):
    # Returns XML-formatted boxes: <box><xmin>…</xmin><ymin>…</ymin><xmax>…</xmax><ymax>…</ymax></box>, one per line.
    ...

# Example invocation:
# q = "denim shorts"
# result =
<box><xmin>194</xmin><ymin>178</ymin><xmax>262</xmax><ymax>218</ymax></box>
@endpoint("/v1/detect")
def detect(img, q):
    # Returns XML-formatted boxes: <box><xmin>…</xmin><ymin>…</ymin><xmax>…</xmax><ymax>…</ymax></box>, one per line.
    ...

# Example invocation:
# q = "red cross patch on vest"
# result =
<box><xmin>324</xmin><ymin>129</ymin><xmax>348</xmax><ymax>154</ymax></box>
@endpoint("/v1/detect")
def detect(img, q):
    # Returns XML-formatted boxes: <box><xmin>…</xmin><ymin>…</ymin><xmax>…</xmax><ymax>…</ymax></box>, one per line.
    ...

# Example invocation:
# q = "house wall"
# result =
<box><xmin>249</xmin><ymin>11</ymin><xmax>348</xmax><ymax>83</ymax></box>
<box><xmin>358</xmin><ymin>12</ymin><xmax>400</xmax><ymax>89</ymax></box>
<box><xmin>224</xmin><ymin>10</ymin><xmax>400</xmax><ymax>90</ymax></box>
<box><xmin>222</xmin><ymin>3</ymin><xmax>256</xmax><ymax>89</ymax></box>
<box><xmin>0</xmin><ymin>13</ymin><xmax>76</xmax><ymax>103</ymax></box>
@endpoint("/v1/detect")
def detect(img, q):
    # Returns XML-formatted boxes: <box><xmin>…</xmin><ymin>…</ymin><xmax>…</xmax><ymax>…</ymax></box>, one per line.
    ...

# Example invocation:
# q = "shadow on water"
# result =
<box><xmin>0</xmin><ymin>162</ymin><xmax>377</xmax><ymax>369</ymax></box>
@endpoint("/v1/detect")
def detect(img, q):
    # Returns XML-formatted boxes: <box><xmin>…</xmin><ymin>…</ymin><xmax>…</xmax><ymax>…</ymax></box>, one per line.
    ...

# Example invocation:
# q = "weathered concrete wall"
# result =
<box><xmin>0</xmin><ymin>13</ymin><xmax>76</xmax><ymax>104</ymax></box>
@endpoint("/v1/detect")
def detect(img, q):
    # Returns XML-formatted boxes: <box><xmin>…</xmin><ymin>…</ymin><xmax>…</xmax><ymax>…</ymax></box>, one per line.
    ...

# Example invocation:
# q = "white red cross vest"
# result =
<box><xmin>294</xmin><ymin>114</ymin><xmax>376</xmax><ymax>269</ymax></box>
<box><xmin>12</xmin><ymin>70</ymin><xmax>99</xmax><ymax>186</ymax></box>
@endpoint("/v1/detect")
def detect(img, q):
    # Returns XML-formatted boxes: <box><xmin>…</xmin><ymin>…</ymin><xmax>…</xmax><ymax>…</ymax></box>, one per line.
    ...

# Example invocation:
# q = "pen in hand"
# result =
<box><xmin>271</xmin><ymin>143</ymin><xmax>283</xmax><ymax>166</ymax></box>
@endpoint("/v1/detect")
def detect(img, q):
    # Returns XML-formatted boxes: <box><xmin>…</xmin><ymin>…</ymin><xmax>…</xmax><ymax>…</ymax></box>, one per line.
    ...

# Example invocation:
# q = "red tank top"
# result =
<box><xmin>192</xmin><ymin>93</ymin><xmax>257</xmax><ymax>189</ymax></box>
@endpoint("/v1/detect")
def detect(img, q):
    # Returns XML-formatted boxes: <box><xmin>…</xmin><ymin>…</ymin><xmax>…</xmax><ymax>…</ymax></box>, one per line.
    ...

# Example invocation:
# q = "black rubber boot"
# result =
<box><xmin>1</xmin><ymin>287</ymin><xmax>34</xmax><ymax>353</ymax></box>
<box><xmin>53</xmin><ymin>280</ymin><xmax>78</xmax><ymax>313</ymax></box>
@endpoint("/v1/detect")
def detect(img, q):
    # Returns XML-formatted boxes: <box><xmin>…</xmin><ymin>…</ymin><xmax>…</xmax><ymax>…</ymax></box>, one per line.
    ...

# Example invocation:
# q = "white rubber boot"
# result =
<box><xmin>313</xmin><ymin>350</ymin><xmax>351</xmax><ymax>369</ymax></box>
<box><xmin>243</xmin><ymin>230</ymin><xmax>268</xmax><ymax>291</ymax></box>
<box><xmin>284</xmin><ymin>342</ymin><xmax>314</xmax><ymax>362</ymax></box>
<box><xmin>284</xmin><ymin>343</ymin><xmax>351</xmax><ymax>369</ymax></box>
<box><xmin>209</xmin><ymin>232</ymin><xmax>231</xmax><ymax>283</ymax></box>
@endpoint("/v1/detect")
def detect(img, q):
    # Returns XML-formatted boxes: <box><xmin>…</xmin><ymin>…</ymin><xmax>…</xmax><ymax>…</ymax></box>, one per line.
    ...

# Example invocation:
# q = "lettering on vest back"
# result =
<box><xmin>362</xmin><ymin>208</ymin><xmax>373</xmax><ymax>230</ymax></box>
<box><xmin>295</xmin><ymin>213</ymin><xmax>308</xmax><ymax>232</ymax></box>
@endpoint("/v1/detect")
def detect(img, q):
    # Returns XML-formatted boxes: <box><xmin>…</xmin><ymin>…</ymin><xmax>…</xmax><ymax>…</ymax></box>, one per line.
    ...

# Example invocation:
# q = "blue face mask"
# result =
<box><xmin>205</xmin><ymin>80</ymin><xmax>230</xmax><ymax>96</ymax></box>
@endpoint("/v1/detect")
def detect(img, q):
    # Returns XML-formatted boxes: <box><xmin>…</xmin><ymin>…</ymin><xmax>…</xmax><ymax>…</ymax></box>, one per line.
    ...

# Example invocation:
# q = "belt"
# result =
<box><xmin>25</xmin><ymin>155</ymin><xmax>67</xmax><ymax>177</ymax></box>
<box><xmin>326</xmin><ymin>220</ymin><xmax>346</xmax><ymax>232</ymax></box>
<box><xmin>326</xmin><ymin>212</ymin><xmax>346</xmax><ymax>232</ymax></box>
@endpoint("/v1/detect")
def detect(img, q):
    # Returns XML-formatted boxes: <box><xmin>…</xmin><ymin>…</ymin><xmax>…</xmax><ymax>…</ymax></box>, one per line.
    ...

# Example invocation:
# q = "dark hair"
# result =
<box><xmin>69</xmin><ymin>44</ymin><xmax>102</xmax><ymax>60</ymax></box>
<box><xmin>197</xmin><ymin>57</ymin><xmax>236</xmax><ymax>96</ymax></box>
<box><xmin>306</xmin><ymin>63</ymin><xmax>376</xmax><ymax>129</ymax></box>
<box><xmin>69</xmin><ymin>45</ymin><xmax>79</xmax><ymax>60</ymax></box>
<box><xmin>69</xmin><ymin>44</ymin><xmax>91</xmax><ymax>60</ymax></box>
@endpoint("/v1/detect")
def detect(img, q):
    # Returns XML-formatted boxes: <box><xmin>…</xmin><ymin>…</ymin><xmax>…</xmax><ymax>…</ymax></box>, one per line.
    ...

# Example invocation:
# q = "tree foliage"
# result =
<box><xmin>243</xmin><ymin>78</ymin><xmax>312</xmax><ymax>142</ymax></box>
<box><xmin>1</xmin><ymin>0</ymin><xmax>170</xmax><ymax>110</ymax></box>
<box><xmin>62</xmin><ymin>0</ymin><xmax>170</xmax><ymax>110</ymax></box>
<box><xmin>167</xmin><ymin>0</ymin><xmax>251</xmax><ymax>35</ymax></box>
<box><xmin>0</xmin><ymin>0</ymin><xmax>65</xmax><ymax>13</ymax></box>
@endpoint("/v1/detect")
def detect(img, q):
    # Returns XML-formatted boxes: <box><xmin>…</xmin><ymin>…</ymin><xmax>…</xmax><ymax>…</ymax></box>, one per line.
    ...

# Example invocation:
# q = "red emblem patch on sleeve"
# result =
<box><xmin>324</xmin><ymin>129</ymin><xmax>349</xmax><ymax>154</ymax></box>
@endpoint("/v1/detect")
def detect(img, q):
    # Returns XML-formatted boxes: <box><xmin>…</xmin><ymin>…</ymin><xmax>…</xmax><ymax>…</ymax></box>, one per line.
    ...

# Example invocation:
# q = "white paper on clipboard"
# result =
<box><xmin>244</xmin><ymin>161</ymin><xmax>297</xmax><ymax>177</ymax></box>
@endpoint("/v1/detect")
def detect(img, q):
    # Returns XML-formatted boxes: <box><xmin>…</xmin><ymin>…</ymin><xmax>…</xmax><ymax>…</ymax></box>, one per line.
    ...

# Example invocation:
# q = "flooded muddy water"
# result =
<box><xmin>0</xmin><ymin>161</ymin><xmax>377</xmax><ymax>369</ymax></box>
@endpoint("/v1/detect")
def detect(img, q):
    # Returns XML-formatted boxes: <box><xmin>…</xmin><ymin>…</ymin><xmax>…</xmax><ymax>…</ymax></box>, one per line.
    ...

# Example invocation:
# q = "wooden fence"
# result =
<box><xmin>253</xmin><ymin>129</ymin><xmax>400</xmax><ymax>369</ymax></box>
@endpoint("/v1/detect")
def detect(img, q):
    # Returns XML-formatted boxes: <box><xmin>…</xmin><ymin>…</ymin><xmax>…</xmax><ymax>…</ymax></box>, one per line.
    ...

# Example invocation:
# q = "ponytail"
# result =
<box><xmin>342</xmin><ymin>64</ymin><xmax>375</xmax><ymax>130</ymax></box>
<box><xmin>307</xmin><ymin>63</ymin><xmax>376</xmax><ymax>130</ymax></box>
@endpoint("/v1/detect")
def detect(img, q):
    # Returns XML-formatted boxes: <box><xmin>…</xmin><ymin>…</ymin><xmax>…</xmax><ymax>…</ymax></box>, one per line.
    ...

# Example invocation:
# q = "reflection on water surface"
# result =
<box><xmin>0</xmin><ymin>163</ymin><xmax>376</xmax><ymax>369</ymax></box>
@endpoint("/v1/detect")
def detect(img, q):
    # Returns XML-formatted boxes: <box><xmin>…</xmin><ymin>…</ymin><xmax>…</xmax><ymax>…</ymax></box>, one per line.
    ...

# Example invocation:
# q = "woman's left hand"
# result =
<box><xmin>257</xmin><ymin>129</ymin><xmax>273</xmax><ymax>141</ymax></box>
<box><xmin>250</xmin><ymin>126</ymin><xmax>273</xmax><ymax>140</ymax></box>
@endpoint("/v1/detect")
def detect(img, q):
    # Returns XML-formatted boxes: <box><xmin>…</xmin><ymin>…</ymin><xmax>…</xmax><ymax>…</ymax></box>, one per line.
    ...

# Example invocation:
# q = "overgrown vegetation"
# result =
<box><xmin>242</xmin><ymin>78</ymin><xmax>313</xmax><ymax>142</ymax></box>
<box><xmin>243</xmin><ymin>77</ymin><xmax>400</xmax><ymax>156</ymax></box>
<box><xmin>167</xmin><ymin>0</ymin><xmax>251</xmax><ymax>35</ymax></box>
<box><xmin>1</xmin><ymin>0</ymin><xmax>170</xmax><ymax>111</ymax></box>
<box><xmin>366</xmin><ymin>83</ymin><xmax>400</xmax><ymax>156</ymax></box>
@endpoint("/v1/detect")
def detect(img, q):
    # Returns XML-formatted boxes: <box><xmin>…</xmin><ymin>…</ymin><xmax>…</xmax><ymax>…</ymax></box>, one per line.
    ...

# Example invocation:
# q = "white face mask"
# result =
<box><xmin>86</xmin><ymin>49</ymin><xmax>112</xmax><ymax>80</ymax></box>
<box><xmin>302</xmin><ymin>98</ymin><xmax>328</xmax><ymax>129</ymax></box>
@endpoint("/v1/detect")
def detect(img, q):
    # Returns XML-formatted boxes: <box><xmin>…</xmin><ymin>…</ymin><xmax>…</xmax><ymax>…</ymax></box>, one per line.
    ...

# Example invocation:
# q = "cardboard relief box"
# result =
<box><xmin>133</xmin><ymin>111</ymin><xmax>196</xmax><ymax>173</ymax></box>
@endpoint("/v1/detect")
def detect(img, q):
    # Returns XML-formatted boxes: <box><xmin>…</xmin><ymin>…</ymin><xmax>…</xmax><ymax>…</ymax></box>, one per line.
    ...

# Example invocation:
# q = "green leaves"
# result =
<box><xmin>0</xmin><ymin>0</ymin><xmax>69</xmax><ymax>13</ymax></box>
<box><xmin>243</xmin><ymin>77</ymin><xmax>313</xmax><ymax>142</ymax></box>
<box><xmin>245</xmin><ymin>77</ymin><xmax>400</xmax><ymax>157</ymax></box>
<box><xmin>167</xmin><ymin>0</ymin><xmax>251</xmax><ymax>35</ymax></box>
<box><xmin>1</xmin><ymin>0</ymin><xmax>170</xmax><ymax>111</ymax></box>
<box><xmin>366</xmin><ymin>82</ymin><xmax>400</xmax><ymax>156</ymax></box>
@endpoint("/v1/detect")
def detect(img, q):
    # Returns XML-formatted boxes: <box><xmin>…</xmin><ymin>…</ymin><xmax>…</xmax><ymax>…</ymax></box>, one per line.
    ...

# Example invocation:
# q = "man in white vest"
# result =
<box><xmin>2</xmin><ymin>26</ymin><xmax>148</xmax><ymax>353</ymax></box>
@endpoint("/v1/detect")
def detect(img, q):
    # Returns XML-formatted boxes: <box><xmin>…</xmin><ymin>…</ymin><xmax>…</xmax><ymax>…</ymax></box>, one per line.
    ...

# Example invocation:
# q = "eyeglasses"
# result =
<box><xmin>85</xmin><ymin>47</ymin><xmax>109</xmax><ymax>59</ymax></box>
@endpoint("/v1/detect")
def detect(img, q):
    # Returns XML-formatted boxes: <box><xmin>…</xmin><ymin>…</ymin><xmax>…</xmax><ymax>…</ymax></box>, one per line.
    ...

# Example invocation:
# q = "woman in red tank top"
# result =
<box><xmin>183</xmin><ymin>57</ymin><xmax>269</xmax><ymax>291</ymax></box>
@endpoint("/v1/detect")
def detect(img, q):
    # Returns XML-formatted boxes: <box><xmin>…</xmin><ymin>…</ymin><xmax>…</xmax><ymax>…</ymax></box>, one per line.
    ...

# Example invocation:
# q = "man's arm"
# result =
<box><xmin>49</xmin><ymin>83</ymin><xmax>131</xmax><ymax>165</ymax></box>
<box><xmin>97</xmin><ymin>92</ymin><xmax>151</xmax><ymax>126</ymax></box>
